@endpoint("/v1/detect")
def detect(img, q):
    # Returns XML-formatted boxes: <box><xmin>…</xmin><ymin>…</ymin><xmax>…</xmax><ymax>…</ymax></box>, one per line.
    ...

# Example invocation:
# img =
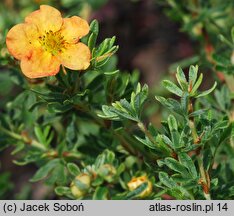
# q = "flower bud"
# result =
<box><xmin>98</xmin><ymin>164</ymin><xmax>117</xmax><ymax>182</ymax></box>
<box><xmin>70</xmin><ymin>173</ymin><xmax>91</xmax><ymax>198</ymax></box>
<box><xmin>127</xmin><ymin>176</ymin><xmax>152</xmax><ymax>198</ymax></box>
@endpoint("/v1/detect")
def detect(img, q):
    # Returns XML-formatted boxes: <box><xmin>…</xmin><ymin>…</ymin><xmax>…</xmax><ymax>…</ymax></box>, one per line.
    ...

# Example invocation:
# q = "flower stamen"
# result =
<box><xmin>38</xmin><ymin>30</ymin><xmax>67</xmax><ymax>55</ymax></box>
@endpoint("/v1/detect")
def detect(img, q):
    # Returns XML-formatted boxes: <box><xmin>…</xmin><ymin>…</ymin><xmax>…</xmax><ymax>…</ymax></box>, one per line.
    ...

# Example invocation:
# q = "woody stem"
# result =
<box><xmin>188</xmin><ymin>102</ymin><xmax>211</xmax><ymax>200</ymax></box>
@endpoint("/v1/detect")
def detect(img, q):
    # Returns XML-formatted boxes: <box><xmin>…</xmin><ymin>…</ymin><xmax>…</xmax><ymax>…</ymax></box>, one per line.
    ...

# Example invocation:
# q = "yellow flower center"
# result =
<box><xmin>38</xmin><ymin>30</ymin><xmax>66</xmax><ymax>55</ymax></box>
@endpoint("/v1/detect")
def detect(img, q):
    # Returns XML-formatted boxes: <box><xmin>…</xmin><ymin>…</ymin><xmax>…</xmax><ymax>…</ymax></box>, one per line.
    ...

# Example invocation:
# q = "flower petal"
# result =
<box><xmin>25</xmin><ymin>5</ymin><xmax>63</xmax><ymax>33</ymax></box>
<box><xmin>61</xmin><ymin>16</ymin><xmax>90</xmax><ymax>43</ymax></box>
<box><xmin>6</xmin><ymin>23</ymin><xmax>39</xmax><ymax>60</ymax></box>
<box><xmin>58</xmin><ymin>43</ymin><xmax>91</xmax><ymax>70</ymax></box>
<box><xmin>20</xmin><ymin>49</ymin><xmax>61</xmax><ymax>78</ymax></box>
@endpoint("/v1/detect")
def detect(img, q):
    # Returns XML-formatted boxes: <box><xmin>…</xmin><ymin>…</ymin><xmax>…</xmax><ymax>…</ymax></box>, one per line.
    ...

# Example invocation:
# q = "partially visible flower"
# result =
<box><xmin>70</xmin><ymin>173</ymin><xmax>91</xmax><ymax>198</ymax></box>
<box><xmin>6</xmin><ymin>5</ymin><xmax>91</xmax><ymax>78</ymax></box>
<box><xmin>127</xmin><ymin>176</ymin><xmax>152</xmax><ymax>198</ymax></box>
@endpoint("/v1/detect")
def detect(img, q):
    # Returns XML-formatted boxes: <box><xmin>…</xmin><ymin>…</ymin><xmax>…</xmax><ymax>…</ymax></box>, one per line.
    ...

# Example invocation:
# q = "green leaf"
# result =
<box><xmin>95</xmin><ymin>150</ymin><xmax>115</xmax><ymax>168</ymax></box>
<box><xmin>167</xmin><ymin>115</ymin><xmax>182</xmax><ymax>149</ymax></box>
<box><xmin>132</xmin><ymin>84</ymin><xmax>148</xmax><ymax>114</ymax></box>
<box><xmin>95</xmin><ymin>37</ymin><xmax>116</xmax><ymax>57</ymax></box>
<box><xmin>44</xmin><ymin>126</ymin><xmax>51</xmax><ymax>139</ymax></box>
<box><xmin>176</xmin><ymin>66</ymin><xmax>188</xmax><ymax>90</ymax></box>
<box><xmin>190</xmin><ymin>73</ymin><xmax>203</xmax><ymax>95</ymax></box>
<box><xmin>107</xmin><ymin>89</ymin><xmax>147</xmax><ymax>121</ymax></box>
<box><xmin>88</xmin><ymin>32</ymin><xmax>97</xmax><ymax>51</ymax></box>
<box><xmin>86</xmin><ymin>74</ymin><xmax>104</xmax><ymax>91</ymax></box>
<box><xmin>55</xmin><ymin>186</ymin><xmax>71</xmax><ymax>196</ymax></box>
<box><xmin>218</xmin><ymin>123</ymin><xmax>233</xmax><ymax>145</ymax></box>
<box><xmin>167</xmin><ymin>187</ymin><xmax>189</xmax><ymax>199</ymax></box>
<box><xmin>212</xmin><ymin>54</ymin><xmax>230</xmax><ymax>65</ymax></box>
<box><xmin>158</xmin><ymin>172</ymin><xmax>177</xmax><ymax>188</ymax></box>
<box><xmin>34</xmin><ymin>125</ymin><xmax>53</xmax><ymax>148</ymax></box>
<box><xmin>134</xmin><ymin>136</ymin><xmax>157</xmax><ymax>149</ymax></box>
<box><xmin>56</xmin><ymin>164</ymin><xmax>67</xmax><ymax>185</ymax></box>
<box><xmin>195</xmin><ymin>82</ymin><xmax>217</xmax><ymax>98</ymax></box>
<box><xmin>11</xmin><ymin>142</ymin><xmax>25</xmax><ymax>155</ymax></box>
<box><xmin>93</xmin><ymin>187</ymin><xmax>109</xmax><ymax>200</ymax></box>
<box><xmin>119</xmin><ymin>99</ymin><xmax>132</xmax><ymax>113</ymax></box>
<box><xmin>168</xmin><ymin>115</ymin><xmax>178</xmax><ymax>131</ymax></box>
<box><xmin>45</xmin><ymin>163</ymin><xmax>66</xmax><ymax>185</ymax></box>
<box><xmin>162</xmin><ymin>80</ymin><xmax>183</xmax><ymax>97</ymax></box>
<box><xmin>164</xmin><ymin>157</ymin><xmax>189</xmax><ymax>176</ymax></box>
<box><xmin>105</xmin><ymin>150</ymin><xmax>115</xmax><ymax>163</ymax></box>
<box><xmin>66</xmin><ymin>116</ymin><xmax>78</xmax><ymax>149</ymax></box>
<box><xmin>231</xmin><ymin>26</ymin><xmax>234</xmax><ymax>43</ymax></box>
<box><xmin>47</xmin><ymin>102</ymin><xmax>72</xmax><ymax>113</ymax></box>
<box><xmin>214</xmin><ymin>86</ymin><xmax>231</xmax><ymax>111</ymax></box>
<box><xmin>111</xmin><ymin>107</ymin><xmax>139</xmax><ymax>121</ymax></box>
<box><xmin>155</xmin><ymin>96</ymin><xmax>168</xmax><ymax>106</ymax></box>
<box><xmin>104</xmin><ymin>70</ymin><xmax>119</xmax><ymax>75</ymax></box>
<box><xmin>99</xmin><ymin>105</ymin><xmax>120</xmax><ymax>120</ymax></box>
<box><xmin>160</xmin><ymin>135</ymin><xmax>174</xmax><ymax>149</ymax></box>
<box><xmin>181</xmin><ymin>92</ymin><xmax>189</xmax><ymax>114</ymax></box>
<box><xmin>155</xmin><ymin>96</ymin><xmax>184</xmax><ymax>116</ymax></box>
<box><xmin>67</xmin><ymin>163</ymin><xmax>80</xmax><ymax>176</ymax></box>
<box><xmin>213</xmin><ymin>120</ymin><xmax>229</xmax><ymax>131</ymax></box>
<box><xmin>156</xmin><ymin>136</ymin><xmax>173</xmax><ymax>155</ymax></box>
<box><xmin>116</xmin><ymin>163</ymin><xmax>125</xmax><ymax>175</ymax></box>
<box><xmin>89</xmin><ymin>19</ymin><xmax>99</xmax><ymax>36</ymax></box>
<box><xmin>178</xmin><ymin>153</ymin><xmax>197</xmax><ymax>179</ymax></box>
<box><xmin>0</xmin><ymin>73</ymin><xmax>14</xmax><ymax>96</ymax></box>
<box><xmin>215</xmin><ymin>65</ymin><xmax>228</xmax><ymax>73</ymax></box>
<box><xmin>34</xmin><ymin>126</ymin><xmax>45</xmax><ymax>146</ymax></box>
<box><xmin>31</xmin><ymin>89</ymin><xmax>67</xmax><ymax>102</ymax></box>
<box><xmin>219</xmin><ymin>34</ymin><xmax>233</xmax><ymax>48</ymax></box>
<box><xmin>188</xmin><ymin>65</ymin><xmax>198</xmax><ymax>87</ymax></box>
<box><xmin>28</xmin><ymin>101</ymin><xmax>45</xmax><ymax>112</ymax></box>
<box><xmin>30</xmin><ymin>159</ymin><xmax>60</xmax><ymax>182</ymax></box>
<box><xmin>148</xmin><ymin>124</ymin><xmax>158</xmax><ymax>137</ymax></box>
<box><xmin>189</xmin><ymin>109</ymin><xmax>207</xmax><ymax>117</ymax></box>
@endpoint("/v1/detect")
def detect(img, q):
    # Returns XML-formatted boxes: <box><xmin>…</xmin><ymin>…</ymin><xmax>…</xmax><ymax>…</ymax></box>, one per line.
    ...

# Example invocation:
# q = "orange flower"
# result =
<box><xmin>6</xmin><ymin>5</ymin><xmax>91</xmax><ymax>78</ymax></box>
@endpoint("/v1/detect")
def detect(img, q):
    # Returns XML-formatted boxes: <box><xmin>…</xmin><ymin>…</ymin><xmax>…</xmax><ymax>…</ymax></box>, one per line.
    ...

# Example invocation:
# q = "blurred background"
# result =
<box><xmin>0</xmin><ymin>0</ymin><xmax>196</xmax><ymax>199</ymax></box>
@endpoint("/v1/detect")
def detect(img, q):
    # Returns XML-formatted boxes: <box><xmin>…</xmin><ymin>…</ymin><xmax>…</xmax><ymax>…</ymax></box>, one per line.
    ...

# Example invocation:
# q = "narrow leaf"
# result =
<box><xmin>190</xmin><ymin>73</ymin><xmax>203</xmax><ymax>95</ymax></box>
<box><xmin>176</xmin><ymin>66</ymin><xmax>188</xmax><ymax>90</ymax></box>
<box><xmin>135</xmin><ymin>136</ymin><xmax>156</xmax><ymax>149</ymax></box>
<box><xmin>178</xmin><ymin>153</ymin><xmax>197</xmax><ymax>179</ymax></box>
<box><xmin>67</xmin><ymin>163</ymin><xmax>80</xmax><ymax>176</ymax></box>
<box><xmin>168</xmin><ymin>115</ymin><xmax>178</xmax><ymax>131</ymax></box>
<box><xmin>164</xmin><ymin>157</ymin><xmax>189</xmax><ymax>176</ymax></box>
<box><xmin>30</xmin><ymin>159</ymin><xmax>60</xmax><ymax>182</ymax></box>
<box><xmin>188</xmin><ymin>65</ymin><xmax>198</xmax><ymax>87</ymax></box>
<box><xmin>159</xmin><ymin>172</ymin><xmax>177</xmax><ymax>188</ymax></box>
<box><xmin>93</xmin><ymin>187</ymin><xmax>109</xmax><ymax>200</ymax></box>
<box><xmin>55</xmin><ymin>186</ymin><xmax>70</xmax><ymax>196</ymax></box>
<box><xmin>162</xmin><ymin>80</ymin><xmax>183</xmax><ymax>97</ymax></box>
<box><xmin>195</xmin><ymin>82</ymin><xmax>217</xmax><ymax>98</ymax></box>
